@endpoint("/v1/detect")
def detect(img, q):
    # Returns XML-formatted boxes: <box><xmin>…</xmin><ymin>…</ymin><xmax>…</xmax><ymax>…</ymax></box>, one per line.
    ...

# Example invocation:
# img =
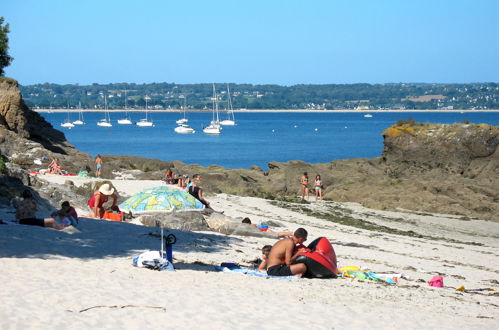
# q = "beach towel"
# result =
<box><xmin>340</xmin><ymin>266</ymin><xmax>398</xmax><ymax>284</ymax></box>
<box><xmin>214</xmin><ymin>264</ymin><xmax>300</xmax><ymax>279</ymax></box>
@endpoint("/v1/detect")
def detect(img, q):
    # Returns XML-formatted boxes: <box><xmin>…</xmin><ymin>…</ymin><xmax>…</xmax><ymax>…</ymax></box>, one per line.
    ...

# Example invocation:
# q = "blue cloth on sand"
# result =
<box><xmin>214</xmin><ymin>265</ymin><xmax>300</xmax><ymax>279</ymax></box>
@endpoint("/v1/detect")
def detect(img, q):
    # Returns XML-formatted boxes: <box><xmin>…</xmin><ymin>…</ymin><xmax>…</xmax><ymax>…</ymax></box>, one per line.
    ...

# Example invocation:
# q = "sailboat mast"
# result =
<box><xmin>212</xmin><ymin>84</ymin><xmax>216</xmax><ymax>122</ymax></box>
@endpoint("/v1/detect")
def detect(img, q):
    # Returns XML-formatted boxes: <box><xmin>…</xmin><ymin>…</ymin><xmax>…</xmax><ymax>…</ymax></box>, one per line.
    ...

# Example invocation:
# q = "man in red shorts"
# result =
<box><xmin>265</xmin><ymin>228</ymin><xmax>308</xmax><ymax>277</ymax></box>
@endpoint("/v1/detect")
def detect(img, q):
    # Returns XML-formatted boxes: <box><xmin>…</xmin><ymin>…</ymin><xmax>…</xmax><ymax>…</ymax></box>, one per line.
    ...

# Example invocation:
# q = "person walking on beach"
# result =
<box><xmin>314</xmin><ymin>174</ymin><xmax>323</xmax><ymax>202</ymax></box>
<box><xmin>265</xmin><ymin>228</ymin><xmax>309</xmax><ymax>277</ymax></box>
<box><xmin>300</xmin><ymin>172</ymin><xmax>309</xmax><ymax>200</ymax></box>
<box><xmin>95</xmin><ymin>155</ymin><xmax>103</xmax><ymax>178</ymax></box>
<box><xmin>15</xmin><ymin>189</ymin><xmax>67</xmax><ymax>230</ymax></box>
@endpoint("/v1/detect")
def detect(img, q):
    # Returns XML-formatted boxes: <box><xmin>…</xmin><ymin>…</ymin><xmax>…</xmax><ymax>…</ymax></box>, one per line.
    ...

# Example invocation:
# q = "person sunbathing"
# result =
<box><xmin>241</xmin><ymin>217</ymin><xmax>293</xmax><ymax>237</ymax></box>
<box><xmin>49</xmin><ymin>157</ymin><xmax>63</xmax><ymax>175</ymax></box>
<box><xmin>265</xmin><ymin>228</ymin><xmax>309</xmax><ymax>277</ymax></box>
<box><xmin>15</xmin><ymin>189</ymin><xmax>67</xmax><ymax>230</ymax></box>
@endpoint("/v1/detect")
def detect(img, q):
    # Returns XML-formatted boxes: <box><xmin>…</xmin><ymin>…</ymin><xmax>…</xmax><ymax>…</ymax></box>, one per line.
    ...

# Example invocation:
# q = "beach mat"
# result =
<box><xmin>214</xmin><ymin>264</ymin><xmax>300</xmax><ymax>279</ymax></box>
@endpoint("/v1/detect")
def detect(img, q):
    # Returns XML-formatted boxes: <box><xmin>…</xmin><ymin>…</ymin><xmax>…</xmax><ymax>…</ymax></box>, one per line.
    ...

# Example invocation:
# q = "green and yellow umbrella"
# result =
<box><xmin>119</xmin><ymin>186</ymin><xmax>204</xmax><ymax>213</ymax></box>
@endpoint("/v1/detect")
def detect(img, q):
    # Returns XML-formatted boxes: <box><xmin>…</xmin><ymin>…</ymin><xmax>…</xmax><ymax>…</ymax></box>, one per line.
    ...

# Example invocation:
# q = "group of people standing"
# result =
<box><xmin>300</xmin><ymin>172</ymin><xmax>324</xmax><ymax>201</ymax></box>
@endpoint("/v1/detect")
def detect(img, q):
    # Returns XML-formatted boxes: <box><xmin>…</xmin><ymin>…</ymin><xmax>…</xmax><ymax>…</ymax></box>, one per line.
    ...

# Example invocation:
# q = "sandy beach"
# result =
<box><xmin>1</xmin><ymin>174</ymin><xmax>498</xmax><ymax>329</ymax></box>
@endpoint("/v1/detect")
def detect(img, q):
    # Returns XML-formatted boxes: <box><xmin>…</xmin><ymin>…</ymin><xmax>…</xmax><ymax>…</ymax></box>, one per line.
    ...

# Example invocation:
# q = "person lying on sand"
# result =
<box><xmin>265</xmin><ymin>228</ymin><xmax>309</xmax><ymax>277</ymax></box>
<box><xmin>15</xmin><ymin>189</ymin><xmax>67</xmax><ymax>230</ymax></box>
<box><xmin>87</xmin><ymin>183</ymin><xmax>118</xmax><ymax>219</ymax></box>
<box><xmin>241</xmin><ymin>217</ymin><xmax>293</xmax><ymax>238</ymax></box>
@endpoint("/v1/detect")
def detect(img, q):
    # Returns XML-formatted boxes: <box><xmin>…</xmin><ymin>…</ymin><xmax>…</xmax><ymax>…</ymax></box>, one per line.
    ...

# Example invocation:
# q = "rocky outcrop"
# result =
<box><xmin>381</xmin><ymin>120</ymin><xmax>499</xmax><ymax>177</ymax></box>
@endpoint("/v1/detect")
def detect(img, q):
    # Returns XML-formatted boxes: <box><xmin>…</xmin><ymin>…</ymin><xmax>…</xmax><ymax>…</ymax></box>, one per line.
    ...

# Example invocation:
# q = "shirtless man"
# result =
<box><xmin>266</xmin><ymin>228</ymin><xmax>309</xmax><ymax>277</ymax></box>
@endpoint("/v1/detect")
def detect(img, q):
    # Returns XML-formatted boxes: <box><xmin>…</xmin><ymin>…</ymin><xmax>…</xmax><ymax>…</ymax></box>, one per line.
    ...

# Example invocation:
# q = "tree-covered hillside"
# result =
<box><xmin>20</xmin><ymin>82</ymin><xmax>499</xmax><ymax>110</ymax></box>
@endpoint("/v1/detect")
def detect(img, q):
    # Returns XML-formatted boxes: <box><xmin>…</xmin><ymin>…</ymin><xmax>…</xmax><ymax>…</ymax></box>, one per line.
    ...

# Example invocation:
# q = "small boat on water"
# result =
<box><xmin>118</xmin><ymin>90</ymin><xmax>133</xmax><ymax>124</ymax></box>
<box><xmin>61</xmin><ymin>108</ymin><xmax>75</xmax><ymax>128</ymax></box>
<box><xmin>203</xmin><ymin>84</ymin><xmax>222</xmax><ymax>135</ymax></box>
<box><xmin>364</xmin><ymin>114</ymin><xmax>373</xmax><ymax>118</ymax></box>
<box><xmin>73</xmin><ymin>103</ymin><xmax>85</xmax><ymax>125</ymax></box>
<box><xmin>174</xmin><ymin>123</ymin><xmax>195</xmax><ymax>134</ymax></box>
<box><xmin>176</xmin><ymin>95</ymin><xmax>189</xmax><ymax>125</ymax></box>
<box><xmin>136</xmin><ymin>118</ymin><xmax>154</xmax><ymax>127</ymax></box>
<box><xmin>97</xmin><ymin>95</ymin><xmax>112</xmax><ymax>127</ymax></box>
<box><xmin>60</xmin><ymin>120</ymin><xmax>75</xmax><ymax>129</ymax></box>
<box><xmin>220</xmin><ymin>84</ymin><xmax>236</xmax><ymax>126</ymax></box>
<box><xmin>136</xmin><ymin>96</ymin><xmax>154</xmax><ymax>127</ymax></box>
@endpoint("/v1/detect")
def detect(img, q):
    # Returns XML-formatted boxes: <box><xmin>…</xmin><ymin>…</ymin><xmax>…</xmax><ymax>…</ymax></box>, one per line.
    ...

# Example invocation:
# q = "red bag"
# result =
<box><xmin>103</xmin><ymin>211</ymin><xmax>123</xmax><ymax>222</ymax></box>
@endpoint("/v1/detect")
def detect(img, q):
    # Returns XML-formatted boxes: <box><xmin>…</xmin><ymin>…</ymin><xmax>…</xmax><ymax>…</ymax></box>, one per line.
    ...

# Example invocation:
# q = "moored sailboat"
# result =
<box><xmin>136</xmin><ymin>95</ymin><xmax>154</xmax><ymax>127</ymax></box>
<box><xmin>97</xmin><ymin>95</ymin><xmax>112</xmax><ymax>127</ymax></box>
<box><xmin>220</xmin><ymin>84</ymin><xmax>236</xmax><ymax>126</ymax></box>
<box><xmin>203</xmin><ymin>84</ymin><xmax>221</xmax><ymax>135</ymax></box>
<box><xmin>117</xmin><ymin>90</ymin><xmax>133</xmax><ymax>124</ymax></box>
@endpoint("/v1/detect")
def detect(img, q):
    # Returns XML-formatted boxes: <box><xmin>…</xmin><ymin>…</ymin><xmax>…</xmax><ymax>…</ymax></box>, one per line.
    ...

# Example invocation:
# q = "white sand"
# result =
<box><xmin>1</xmin><ymin>175</ymin><xmax>498</xmax><ymax>329</ymax></box>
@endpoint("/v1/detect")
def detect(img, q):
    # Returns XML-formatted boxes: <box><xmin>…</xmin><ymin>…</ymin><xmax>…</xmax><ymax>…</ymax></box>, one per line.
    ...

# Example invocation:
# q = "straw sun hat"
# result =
<box><xmin>98</xmin><ymin>183</ymin><xmax>115</xmax><ymax>195</ymax></box>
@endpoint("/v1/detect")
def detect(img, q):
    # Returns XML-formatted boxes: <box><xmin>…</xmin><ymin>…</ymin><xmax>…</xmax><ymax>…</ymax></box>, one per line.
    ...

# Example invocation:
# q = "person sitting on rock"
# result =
<box><xmin>188</xmin><ymin>174</ymin><xmax>223</xmax><ymax>213</ymax></box>
<box><xmin>49</xmin><ymin>157</ymin><xmax>63</xmax><ymax>175</ymax></box>
<box><xmin>15</xmin><ymin>189</ymin><xmax>67</xmax><ymax>230</ymax></box>
<box><xmin>87</xmin><ymin>183</ymin><xmax>118</xmax><ymax>219</ymax></box>
<box><xmin>164</xmin><ymin>169</ymin><xmax>179</xmax><ymax>184</ymax></box>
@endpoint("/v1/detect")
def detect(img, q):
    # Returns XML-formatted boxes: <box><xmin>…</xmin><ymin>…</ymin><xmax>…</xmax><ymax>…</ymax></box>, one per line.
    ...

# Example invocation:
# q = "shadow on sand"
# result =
<box><xmin>0</xmin><ymin>217</ymin><xmax>243</xmax><ymax>262</ymax></box>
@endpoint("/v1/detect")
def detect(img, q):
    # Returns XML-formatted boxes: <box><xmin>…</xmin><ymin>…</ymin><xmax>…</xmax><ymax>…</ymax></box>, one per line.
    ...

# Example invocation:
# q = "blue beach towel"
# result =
<box><xmin>214</xmin><ymin>265</ymin><xmax>300</xmax><ymax>280</ymax></box>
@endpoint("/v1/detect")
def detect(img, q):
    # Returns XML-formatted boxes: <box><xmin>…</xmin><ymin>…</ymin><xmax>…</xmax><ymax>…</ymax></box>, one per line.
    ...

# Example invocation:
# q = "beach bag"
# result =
<box><xmin>428</xmin><ymin>275</ymin><xmax>444</xmax><ymax>287</ymax></box>
<box><xmin>78</xmin><ymin>170</ymin><xmax>88</xmax><ymax>177</ymax></box>
<box><xmin>132</xmin><ymin>251</ymin><xmax>174</xmax><ymax>271</ymax></box>
<box><xmin>103</xmin><ymin>211</ymin><xmax>123</xmax><ymax>221</ymax></box>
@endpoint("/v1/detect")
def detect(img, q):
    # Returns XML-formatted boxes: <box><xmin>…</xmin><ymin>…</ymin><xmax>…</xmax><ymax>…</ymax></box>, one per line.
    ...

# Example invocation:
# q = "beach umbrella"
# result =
<box><xmin>119</xmin><ymin>186</ymin><xmax>204</xmax><ymax>213</ymax></box>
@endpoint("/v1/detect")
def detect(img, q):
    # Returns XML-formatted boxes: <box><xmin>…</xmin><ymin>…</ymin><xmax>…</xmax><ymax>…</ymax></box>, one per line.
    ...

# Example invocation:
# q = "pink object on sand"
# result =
<box><xmin>428</xmin><ymin>275</ymin><xmax>444</xmax><ymax>287</ymax></box>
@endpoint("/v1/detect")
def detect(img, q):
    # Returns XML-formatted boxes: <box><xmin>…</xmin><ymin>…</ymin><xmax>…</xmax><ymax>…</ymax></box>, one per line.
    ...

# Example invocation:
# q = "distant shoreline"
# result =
<box><xmin>34</xmin><ymin>108</ymin><xmax>499</xmax><ymax>113</ymax></box>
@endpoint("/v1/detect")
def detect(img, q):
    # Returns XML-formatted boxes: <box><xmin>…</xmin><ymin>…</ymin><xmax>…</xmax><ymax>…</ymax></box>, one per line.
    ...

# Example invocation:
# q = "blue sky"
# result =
<box><xmin>2</xmin><ymin>0</ymin><xmax>498</xmax><ymax>85</ymax></box>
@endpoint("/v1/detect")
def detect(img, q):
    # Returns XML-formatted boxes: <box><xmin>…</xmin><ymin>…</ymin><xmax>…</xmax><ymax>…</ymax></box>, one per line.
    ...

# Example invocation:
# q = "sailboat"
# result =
<box><xmin>174</xmin><ymin>95</ymin><xmax>195</xmax><ymax>133</ymax></box>
<box><xmin>203</xmin><ymin>84</ymin><xmax>222</xmax><ymax>135</ymax></box>
<box><xmin>136</xmin><ymin>95</ymin><xmax>154</xmax><ymax>127</ymax></box>
<box><xmin>72</xmin><ymin>102</ymin><xmax>85</xmax><ymax>125</ymax></box>
<box><xmin>176</xmin><ymin>94</ymin><xmax>188</xmax><ymax>124</ymax></box>
<box><xmin>220</xmin><ymin>84</ymin><xmax>236</xmax><ymax>126</ymax></box>
<box><xmin>60</xmin><ymin>106</ymin><xmax>75</xmax><ymax>128</ymax></box>
<box><xmin>97</xmin><ymin>95</ymin><xmax>112</xmax><ymax>127</ymax></box>
<box><xmin>117</xmin><ymin>90</ymin><xmax>133</xmax><ymax>124</ymax></box>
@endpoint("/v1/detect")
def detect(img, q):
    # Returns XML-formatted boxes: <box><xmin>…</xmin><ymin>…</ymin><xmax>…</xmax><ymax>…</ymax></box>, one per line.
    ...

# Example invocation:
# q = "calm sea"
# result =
<box><xmin>40</xmin><ymin>112</ymin><xmax>499</xmax><ymax>170</ymax></box>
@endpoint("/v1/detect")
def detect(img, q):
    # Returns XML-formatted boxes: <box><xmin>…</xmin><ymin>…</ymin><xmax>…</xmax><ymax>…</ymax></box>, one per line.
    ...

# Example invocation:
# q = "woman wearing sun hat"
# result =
<box><xmin>87</xmin><ymin>183</ymin><xmax>118</xmax><ymax>219</ymax></box>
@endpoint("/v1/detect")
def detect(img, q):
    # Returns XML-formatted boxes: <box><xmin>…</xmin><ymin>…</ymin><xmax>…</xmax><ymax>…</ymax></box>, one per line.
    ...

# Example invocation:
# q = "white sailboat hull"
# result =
<box><xmin>203</xmin><ymin>125</ymin><xmax>221</xmax><ymax>134</ymax></box>
<box><xmin>220</xmin><ymin>120</ymin><xmax>235</xmax><ymax>126</ymax></box>
<box><xmin>72</xmin><ymin>120</ymin><xmax>85</xmax><ymax>125</ymax></box>
<box><xmin>176</xmin><ymin>118</ymin><xmax>188</xmax><ymax>124</ymax></box>
<box><xmin>136</xmin><ymin>120</ymin><xmax>154</xmax><ymax>127</ymax></box>
<box><xmin>117</xmin><ymin>119</ymin><xmax>133</xmax><ymax>124</ymax></box>
<box><xmin>174</xmin><ymin>125</ymin><xmax>195</xmax><ymax>134</ymax></box>
<box><xmin>61</xmin><ymin>122</ymin><xmax>75</xmax><ymax>128</ymax></box>
<box><xmin>97</xmin><ymin>120</ymin><xmax>112</xmax><ymax>127</ymax></box>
